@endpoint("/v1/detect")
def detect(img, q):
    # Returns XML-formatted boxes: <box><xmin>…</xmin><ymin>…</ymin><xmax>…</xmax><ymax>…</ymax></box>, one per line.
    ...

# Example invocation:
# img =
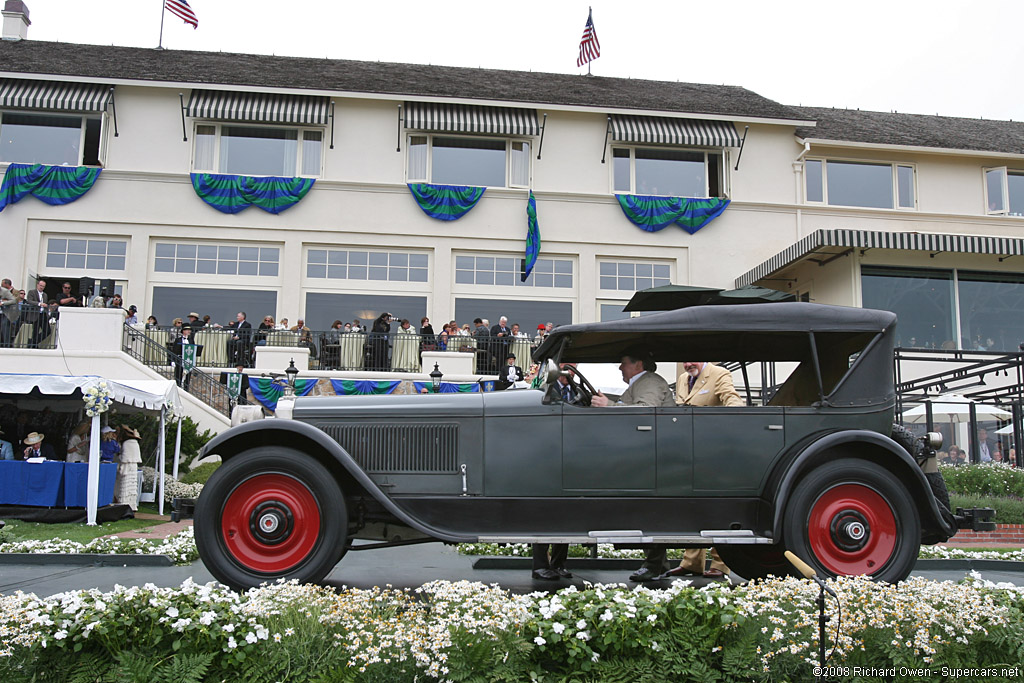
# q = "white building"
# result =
<box><xmin>1</xmin><ymin>0</ymin><xmax>1023</xmax><ymax>354</ymax></box>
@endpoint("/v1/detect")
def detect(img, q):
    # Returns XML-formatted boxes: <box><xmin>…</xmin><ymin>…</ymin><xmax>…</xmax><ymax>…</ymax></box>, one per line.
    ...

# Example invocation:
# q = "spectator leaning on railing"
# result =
<box><xmin>0</xmin><ymin>278</ymin><xmax>20</xmax><ymax>346</ymax></box>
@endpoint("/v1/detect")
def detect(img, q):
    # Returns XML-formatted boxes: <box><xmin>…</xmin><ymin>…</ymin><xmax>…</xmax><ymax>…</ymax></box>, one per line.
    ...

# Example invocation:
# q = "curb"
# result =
<box><xmin>0</xmin><ymin>553</ymin><xmax>174</xmax><ymax>567</ymax></box>
<box><xmin>472</xmin><ymin>556</ymin><xmax>1024</xmax><ymax>573</ymax></box>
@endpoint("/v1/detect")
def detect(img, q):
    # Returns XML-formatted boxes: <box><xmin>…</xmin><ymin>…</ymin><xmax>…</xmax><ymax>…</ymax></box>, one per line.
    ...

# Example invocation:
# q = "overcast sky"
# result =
<box><xmin>23</xmin><ymin>0</ymin><xmax>1024</xmax><ymax>122</ymax></box>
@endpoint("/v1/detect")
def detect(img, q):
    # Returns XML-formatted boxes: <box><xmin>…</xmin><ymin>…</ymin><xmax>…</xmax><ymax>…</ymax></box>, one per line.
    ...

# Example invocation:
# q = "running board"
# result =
<box><xmin>478</xmin><ymin>530</ymin><xmax>773</xmax><ymax>545</ymax></box>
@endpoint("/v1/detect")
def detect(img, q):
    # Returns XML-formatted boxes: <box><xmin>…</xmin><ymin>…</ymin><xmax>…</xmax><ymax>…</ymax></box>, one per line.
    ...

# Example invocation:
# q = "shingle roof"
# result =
<box><xmin>0</xmin><ymin>39</ymin><xmax>805</xmax><ymax>122</ymax></box>
<box><xmin>794</xmin><ymin>106</ymin><xmax>1024</xmax><ymax>155</ymax></box>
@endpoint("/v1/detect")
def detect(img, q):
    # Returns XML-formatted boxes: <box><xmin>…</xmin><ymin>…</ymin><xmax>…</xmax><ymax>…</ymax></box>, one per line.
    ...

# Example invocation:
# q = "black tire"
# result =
<box><xmin>783</xmin><ymin>458</ymin><xmax>920</xmax><ymax>583</ymax></box>
<box><xmin>715</xmin><ymin>544</ymin><xmax>796</xmax><ymax>582</ymax></box>
<box><xmin>194</xmin><ymin>446</ymin><xmax>347</xmax><ymax>590</ymax></box>
<box><xmin>891</xmin><ymin>423</ymin><xmax>923</xmax><ymax>461</ymax></box>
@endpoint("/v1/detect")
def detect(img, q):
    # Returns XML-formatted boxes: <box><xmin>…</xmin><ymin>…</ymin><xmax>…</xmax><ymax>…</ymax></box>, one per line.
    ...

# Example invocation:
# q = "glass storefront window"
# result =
<box><xmin>861</xmin><ymin>266</ymin><xmax>955</xmax><ymax>349</ymax></box>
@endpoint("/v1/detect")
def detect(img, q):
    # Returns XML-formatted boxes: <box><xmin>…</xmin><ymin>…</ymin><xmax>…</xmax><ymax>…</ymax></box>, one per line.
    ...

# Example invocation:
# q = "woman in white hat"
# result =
<box><xmin>115</xmin><ymin>425</ymin><xmax>143</xmax><ymax>510</ymax></box>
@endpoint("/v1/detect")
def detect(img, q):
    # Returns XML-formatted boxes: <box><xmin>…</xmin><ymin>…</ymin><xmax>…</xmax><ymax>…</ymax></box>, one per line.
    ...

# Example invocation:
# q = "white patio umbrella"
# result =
<box><xmin>902</xmin><ymin>393</ymin><xmax>1012</xmax><ymax>424</ymax></box>
<box><xmin>995</xmin><ymin>423</ymin><xmax>1017</xmax><ymax>435</ymax></box>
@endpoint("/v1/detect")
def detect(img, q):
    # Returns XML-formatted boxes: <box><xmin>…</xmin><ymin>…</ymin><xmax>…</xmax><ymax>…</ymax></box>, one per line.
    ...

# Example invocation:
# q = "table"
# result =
<box><xmin>339</xmin><ymin>332</ymin><xmax>366</xmax><ymax>369</ymax></box>
<box><xmin>195</xmin><ymin>329</ymin><xmax>229</xmax><ymax>366</ymax></box>
<box><xmin>510</xmin><ymin>338</ymin><xmax>533</xmax><ymax>367</ymax></box>
<box><xmin>63</xmin><ymin>462</ymin><xmax>117</xmax><ymax>508</ymax></box>
<box><xmin>0</xmin><ymin>460</ymin><xmax>65</xmax><ymax>506</ymax></box>
<box><xmin>144</xmin><ymin>329</ymin><xmax>169</xmax><ymax>364</ymax></box>
<box><xmin>392</xmin><ymin>330</ymin><xmax>421</xmax><ymax>372</ymax></box>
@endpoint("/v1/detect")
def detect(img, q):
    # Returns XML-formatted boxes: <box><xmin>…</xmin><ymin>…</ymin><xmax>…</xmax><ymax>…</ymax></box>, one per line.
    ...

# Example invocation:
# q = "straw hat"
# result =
<box><xmin>23</xmin><ymin>432</ymin><xmax>44</xmax><ymax>445</ymax></box>
<box><xmin>188</xmin><ymin>312</ymin><xmax>200</xmax><ymax>318</ymax></box>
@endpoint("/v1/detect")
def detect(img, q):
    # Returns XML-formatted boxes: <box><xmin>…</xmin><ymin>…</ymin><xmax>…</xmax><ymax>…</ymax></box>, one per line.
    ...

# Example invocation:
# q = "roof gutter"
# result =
<box><xmin>797</xmin><ymin>136</ymin><xmax>1024</xmax><ymax>161</ymax></box>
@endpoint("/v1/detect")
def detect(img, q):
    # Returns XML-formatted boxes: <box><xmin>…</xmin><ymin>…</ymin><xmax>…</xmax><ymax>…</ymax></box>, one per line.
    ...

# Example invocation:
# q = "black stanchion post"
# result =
<box><xmin>969</xmin><ymin>402</ymin><xmax>979</xmax><ymax>463</ymax></box>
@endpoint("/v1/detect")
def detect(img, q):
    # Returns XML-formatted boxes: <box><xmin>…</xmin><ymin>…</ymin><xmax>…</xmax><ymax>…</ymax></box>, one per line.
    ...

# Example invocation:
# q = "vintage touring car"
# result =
<box><xmin>194</xmin><ymin>303</ymin><xmax>988</xmax><ymax>589</ymax></box>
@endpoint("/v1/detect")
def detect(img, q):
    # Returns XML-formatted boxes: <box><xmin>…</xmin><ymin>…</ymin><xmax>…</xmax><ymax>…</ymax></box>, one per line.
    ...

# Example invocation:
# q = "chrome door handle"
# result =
<box><xmin>637</xmin><ymin>425</ymin><xmax>652</xmax><ymax>431</ymax></box>
<box><xmin>766</xmin><ymin>425</ymin><xmax>783</xmax><ymax>431</ymax></box>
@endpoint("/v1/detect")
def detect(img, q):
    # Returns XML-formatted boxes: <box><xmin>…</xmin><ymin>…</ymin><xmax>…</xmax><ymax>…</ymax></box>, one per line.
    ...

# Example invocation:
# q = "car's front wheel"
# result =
<box><xmin>194</xmin><ymin>447</ymin><xmax>347</xmax><ymax>590</ymax></box>
<box><xmin>783</xmin><ymin>458</ymin><xmax>920</xmax><ymax>583</ymax></box>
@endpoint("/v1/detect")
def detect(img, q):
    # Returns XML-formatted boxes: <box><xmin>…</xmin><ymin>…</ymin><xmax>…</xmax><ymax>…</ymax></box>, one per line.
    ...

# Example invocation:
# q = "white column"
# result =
<box><xmin>172</xmin><ymin>417</ymin><xmax>182</xmax><ymax>480</ymax></box>
<box><xmin>158</xmin><ymin>407</ymin><xmax>166</xmax><ymax>515</ymax></box>
<box><xmin>86</xmin><ymin>414</ymin><xmax>100</xmax><ymax>525</ymax></box>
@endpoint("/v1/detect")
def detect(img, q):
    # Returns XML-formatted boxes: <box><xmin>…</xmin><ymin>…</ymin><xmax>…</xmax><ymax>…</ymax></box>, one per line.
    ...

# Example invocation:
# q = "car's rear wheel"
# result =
<box><xmin>195</xmin><ymin>447</ymin><xmax>347</xmax><ymax>590</ymax></box>
<box><xmin>714</xmin><ymin>544</ymin><xmax>795</xmax><ymax>582</ymax></box>
<box><xmin>783</xmin><ymin>458</ymin><xmax>920</xmax><ymax>583</ymax></box>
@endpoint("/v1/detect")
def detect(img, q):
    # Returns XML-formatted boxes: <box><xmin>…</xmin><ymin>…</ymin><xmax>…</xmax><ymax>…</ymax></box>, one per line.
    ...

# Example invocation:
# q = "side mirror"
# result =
<box><xmin>543</xmin><ymin>359</ymin><xmax>561</xmax><ymax>384</ymax></box>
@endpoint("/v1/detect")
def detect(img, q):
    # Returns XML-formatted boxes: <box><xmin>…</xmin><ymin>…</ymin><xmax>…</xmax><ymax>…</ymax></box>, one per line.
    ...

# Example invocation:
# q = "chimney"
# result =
<box><xmin>2</xmin><ymin>0</ymin><xmax>30</xmax><ymax>41</ymax></box>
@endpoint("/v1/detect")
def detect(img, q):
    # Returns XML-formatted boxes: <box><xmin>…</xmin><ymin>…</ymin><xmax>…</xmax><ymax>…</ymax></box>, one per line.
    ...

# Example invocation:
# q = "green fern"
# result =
<box><xmin>154</xmin><ymin>652</ymin><xmax>212</xmax><ymax>683</ymax></box>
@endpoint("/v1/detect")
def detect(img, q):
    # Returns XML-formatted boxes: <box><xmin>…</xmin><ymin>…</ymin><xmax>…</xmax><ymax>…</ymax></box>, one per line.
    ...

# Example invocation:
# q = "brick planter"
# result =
<box><xmin>943</xmin><ymin>524</ymin><xmax>1024</xmax><ymax>545</ymax></box>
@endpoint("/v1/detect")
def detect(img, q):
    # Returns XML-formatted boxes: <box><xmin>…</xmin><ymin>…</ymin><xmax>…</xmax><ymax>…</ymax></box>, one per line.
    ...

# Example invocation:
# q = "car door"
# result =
<box><xmin>561</xmin><ymin>402</ymin><xmax>657</xmax><ymax>493</ymax></box>
<box><xmin>691</xmin><ymin>407</ymin><xmax>786</xmax><ymax>495</ymax></box>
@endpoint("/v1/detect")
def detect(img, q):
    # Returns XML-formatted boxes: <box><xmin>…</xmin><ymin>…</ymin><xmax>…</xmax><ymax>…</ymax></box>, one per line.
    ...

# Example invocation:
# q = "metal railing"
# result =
<box><xmin>136</xmin><ymin>326</ymin><xmax>537</xmax><ymax>375</ymax></box>
<box><xmin>0</xmin><ymin>301</ymin><xmax>58</xmax><ymax>349</ymax></box>
<box><xmin>122</xmin><ymin>324</ymin><xmax>243</xmax><ymax>417</ymax></box>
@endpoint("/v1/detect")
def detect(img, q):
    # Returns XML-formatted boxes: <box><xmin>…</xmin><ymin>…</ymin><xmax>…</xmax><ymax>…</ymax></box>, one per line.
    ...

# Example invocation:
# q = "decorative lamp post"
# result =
<box><xmin>430</xmin><ymin>362</ymin><xmax>443</xmax><ymax>393</ymax></box>
<box><xmin>284</xmin><ymin>358</ymin><xmax>299</xmax><ymax>397</ymax></box>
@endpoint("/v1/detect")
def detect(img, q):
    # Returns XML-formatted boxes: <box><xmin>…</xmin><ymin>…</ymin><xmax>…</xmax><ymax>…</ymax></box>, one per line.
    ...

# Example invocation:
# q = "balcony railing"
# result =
<box><xmin>136</xmin><ymin>326</ymin><xmax>539</xmax><ymax>375</ymax></box>
<box><xmin>0</xmin><ymin>301</ymin><xmax>58</xmax><ymax>349</ymax></box>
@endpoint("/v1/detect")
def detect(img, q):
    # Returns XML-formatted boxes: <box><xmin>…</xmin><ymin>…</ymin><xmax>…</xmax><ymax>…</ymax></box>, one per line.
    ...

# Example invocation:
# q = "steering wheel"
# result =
<box><xmin>566</xmin><ymin>365</ymin><xmax>599</xmax><ymax>407</ymax></box>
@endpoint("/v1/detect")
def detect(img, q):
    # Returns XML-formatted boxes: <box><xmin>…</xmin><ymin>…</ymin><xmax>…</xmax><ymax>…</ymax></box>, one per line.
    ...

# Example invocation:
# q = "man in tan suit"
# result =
<box><xmin>591</xmin><ymin>350</ymin><xmax>674</xmax><ymax>408</ymax></box>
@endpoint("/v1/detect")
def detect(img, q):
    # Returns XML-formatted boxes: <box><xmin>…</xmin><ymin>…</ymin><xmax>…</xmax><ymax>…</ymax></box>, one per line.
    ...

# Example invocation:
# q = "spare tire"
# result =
<box><xmin>891</xmin><ymin>423</ymin><xmax>924</xmax><ymax>461</ymax></box>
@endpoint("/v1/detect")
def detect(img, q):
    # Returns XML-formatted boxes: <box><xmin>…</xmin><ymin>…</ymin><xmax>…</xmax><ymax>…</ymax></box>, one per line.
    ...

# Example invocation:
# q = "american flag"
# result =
<box><xmin>165</xmin><ymin>0</ymin><xmax>198</xmax><ymax>29</ymax></box>
<box><xmin>576</xmin><ymin>9</ymin><xmax>600</xmax><ymax>68</ymax></box>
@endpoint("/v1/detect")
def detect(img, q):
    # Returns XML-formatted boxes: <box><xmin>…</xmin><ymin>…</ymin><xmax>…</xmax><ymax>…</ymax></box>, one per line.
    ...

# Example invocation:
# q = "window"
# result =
<box><xmin>455</xmin><ymin>255</ymin><xmax>572</xmax><ymax>288</ymax></box>
<box><xmin>46</xmin><ymin>238</ymin><xmax>126</xmax><ymax>271</ymax></box>
<box><xmin>407</xmin><ymin>135</ymin><xmax>530</xmax><ymax>188</ymax></box>
<box><xmin>612</xmin><ymin>147</ymin><xmax>724</xmax><ymax>197</ymax></box>
<box><xmin>984</xmin><ymin>167</ymin><xmax>1024</xmax><ymax>216</ymax></box>
<box><xmin>0</xmin><ymin>112</ymin><xmax>102</xmax><ymax>166</ymax></box>
<box><xmin>806</xmin><ymin>159</ymin><xmax>915</xmax><ymax>209</ymax></box>
<box><xmin>454</xmin><ymin>297</ymin><xmax>572</xmax><ymax>333</ymax></box>
<box><xmin>599</xmin><ymin>261</ymin><xmax>672</xmax><ymax>291</ymax></box>
<box><xmin>957</xmin><ymin>271</ymin><xmax>1024</xmax><ymax>351</ymax></box>
<box><xmin>861</xmin><ymin>266</ymin><xmax>955</xmax><ymax>349</ymax></box>
<box><xmin>193</xmin><ymin>124</ymin><xmax>322</xmax><ymax>177</ymax></box>
<box><xmin>306</xmin><ymin>249</ymin><xmax>429</xmax><ymax>283</ymax></box>
<box><xmin>155</xmin><ymin>242</ymin><xmax>279</xmax><ymax>277</ymax></box>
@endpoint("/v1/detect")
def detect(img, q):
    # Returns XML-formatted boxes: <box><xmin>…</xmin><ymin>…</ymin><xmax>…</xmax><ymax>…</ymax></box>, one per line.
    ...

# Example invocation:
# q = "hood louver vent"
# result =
<box><xmin>318</xmin><ymin>423</ymin><xmax>459</xmax><ymax>473</ymax></box>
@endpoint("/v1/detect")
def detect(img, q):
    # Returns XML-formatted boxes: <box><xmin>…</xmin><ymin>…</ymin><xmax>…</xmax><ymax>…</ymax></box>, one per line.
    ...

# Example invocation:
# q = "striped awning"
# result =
<box><xmin>610</xmin><ymin>115</ymin><xmax>741</xmax><ymax>148</ymax></box>
<box><xmin>186</xmin><ymin>90</ymin><xmax>330</xmax><ymax>126</ymax></box>
<box><xmin>736</xmin><ymin>229</ymin><xmax>1024</xmax><ymax>288</ymax></box>
<box><xmin>404</xmin><ymin>102</ymin><xmax>540</xmax><ymax>136</ymax></box>
<box><xmin>0</xmin><ymin>78</ymin><xmax>112</xmax><ymax>113</ymax></box>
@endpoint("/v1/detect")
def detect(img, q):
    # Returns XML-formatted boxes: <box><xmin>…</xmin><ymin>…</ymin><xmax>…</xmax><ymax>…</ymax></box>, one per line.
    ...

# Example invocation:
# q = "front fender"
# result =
<box><xmin>200</xmin><ymin>420</ymin><xmax>476</xmax><ymax>543</ymax></box>
<box><xmin>769</xmin><ymin>429</ymin><xmax>956</xmax><ymax>542</ymax></box>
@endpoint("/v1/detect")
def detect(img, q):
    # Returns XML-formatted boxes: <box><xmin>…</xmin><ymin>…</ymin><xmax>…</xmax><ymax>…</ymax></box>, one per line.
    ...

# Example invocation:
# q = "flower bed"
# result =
<box><xmin>1</xmin><ymin>575</ymin><xmax>1022</xmax><ymax>682</ymax></box>
<box><xmin>0</xmin><ymin>528</ymin><xmax>198</xmax><ymax>565</ymax></box>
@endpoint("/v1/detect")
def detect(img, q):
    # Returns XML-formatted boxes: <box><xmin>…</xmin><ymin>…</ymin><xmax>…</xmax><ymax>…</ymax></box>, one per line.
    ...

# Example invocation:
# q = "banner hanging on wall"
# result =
<box><xmin>616</xmin><ymin>195</ymin><xmax>730</xmax><ymax>234</ymax></box>
<box><xmin>0</xmin><ymin>164</ymin><xmax>102</xmax><ymax>213</ymax></box>
<box><xmin>190</xmin><ymin>173</ymin><xmax>315</xmax><ymax>214</ymax></box>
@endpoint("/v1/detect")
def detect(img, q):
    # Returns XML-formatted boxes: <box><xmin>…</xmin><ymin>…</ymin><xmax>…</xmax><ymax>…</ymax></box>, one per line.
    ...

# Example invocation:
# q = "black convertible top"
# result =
<box><xmin>533</xmin><ymin>303</ymin><xmax>897</xmax><ymax>407</ymax></box>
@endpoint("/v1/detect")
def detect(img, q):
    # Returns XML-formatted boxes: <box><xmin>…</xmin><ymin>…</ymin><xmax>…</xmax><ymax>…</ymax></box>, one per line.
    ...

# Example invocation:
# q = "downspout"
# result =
<box><xmin>793</xmin><ymin>141</ymin><xmax>811</xmax><ymax>240</ymax></box>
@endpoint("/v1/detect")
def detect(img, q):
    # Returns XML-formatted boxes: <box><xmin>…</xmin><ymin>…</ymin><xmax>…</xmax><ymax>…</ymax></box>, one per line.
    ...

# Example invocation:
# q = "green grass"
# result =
<box><xmin>1</xmin><ymin>517</ymin><xmax>163</xmax><ymax>544</ymax></box>
<box><xmin>950</xmin><ymin>493</ymin><xmax>1024</xmax><ymax>524</ymax></box>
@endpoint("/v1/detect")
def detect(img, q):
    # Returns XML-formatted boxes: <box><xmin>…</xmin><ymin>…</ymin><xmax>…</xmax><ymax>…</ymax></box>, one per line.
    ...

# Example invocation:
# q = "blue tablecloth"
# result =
<box><xmin>62</xmin><ymin>462</ymin><xmax>117</xmax><ymax>508</ymax></box>
<box><xmin>0</xmin><ymin>460</ymin><xmax>66</xmax><ymax>506</ymax></box>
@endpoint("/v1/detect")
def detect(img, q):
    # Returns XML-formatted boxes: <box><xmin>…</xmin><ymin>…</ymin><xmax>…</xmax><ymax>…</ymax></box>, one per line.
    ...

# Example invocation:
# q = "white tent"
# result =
<box><xmin>0</xmin><ymin>373</ymin><xmax>183</xmax><ymax>523</ymax></box>
<box><xmin>902</xmin><ymin>393</ymin><xmax>1012</xmax><ymax>424</ymax></box>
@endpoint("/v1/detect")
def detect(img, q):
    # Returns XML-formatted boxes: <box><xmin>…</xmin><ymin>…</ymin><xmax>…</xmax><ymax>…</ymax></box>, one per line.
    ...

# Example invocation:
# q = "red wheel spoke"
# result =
<box><xmin>806</xmin><ymin>483</ymin><xmax>898</xmax><ymax>576</ymax></box>
<box><xmin>221</xmin><ymin>473</ymin><xmax>322</xmax><ymax>573</ymax></box>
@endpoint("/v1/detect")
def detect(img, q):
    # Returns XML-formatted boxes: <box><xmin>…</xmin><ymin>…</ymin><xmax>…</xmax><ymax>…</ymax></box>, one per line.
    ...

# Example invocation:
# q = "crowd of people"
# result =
<box><xmin>1</xmin><ymin>278</ymin><xmax>138</xmax><ymax>347</ymax></box>
<box><xmin>936</xmin><ymin>427</ymin><xmax>1018</xmax><ymax>467</ymax></box>
<box><xmin>0</xmin><ymin>410</ymin><xmax>144</xmax><ymax>510</ymax></box>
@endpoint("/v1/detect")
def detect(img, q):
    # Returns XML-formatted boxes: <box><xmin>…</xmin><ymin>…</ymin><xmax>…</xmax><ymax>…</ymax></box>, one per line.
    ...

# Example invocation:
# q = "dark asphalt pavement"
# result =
<box><xmin>2</xmin><ymin>542</ymin><xmax>1022</xmax><ymax>598</ymax></box>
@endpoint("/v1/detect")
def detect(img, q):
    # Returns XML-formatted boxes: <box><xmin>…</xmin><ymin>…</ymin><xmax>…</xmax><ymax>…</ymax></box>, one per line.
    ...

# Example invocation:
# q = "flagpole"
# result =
<box><xmin>157</xmin><ymin>0</ymin><xmax>166</xmax><ymax>49</ymax></box>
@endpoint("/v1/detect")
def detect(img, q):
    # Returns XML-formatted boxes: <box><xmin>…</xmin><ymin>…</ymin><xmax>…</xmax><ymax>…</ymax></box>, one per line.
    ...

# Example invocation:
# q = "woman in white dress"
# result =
<box><xmin>66</xmin><ymin>421</ymin><xmax>90</xmax><ymax>463</ymax></box>
<box><xmin>391</xmin><ymin>318</ymin><xmax>421</xmax><ymax>372</ymax></box>
<box><xmin>115</xmin><ymin>426</ymin><xmax>143</xmax><ymax>510</ymax></box>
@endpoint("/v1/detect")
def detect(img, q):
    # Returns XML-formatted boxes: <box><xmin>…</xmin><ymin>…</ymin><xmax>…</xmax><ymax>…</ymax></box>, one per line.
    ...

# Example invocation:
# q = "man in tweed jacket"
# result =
<box><xmin>591</xmin><ymin>349</ymin><xmax>674</xmax><ymax>408</ymax></box>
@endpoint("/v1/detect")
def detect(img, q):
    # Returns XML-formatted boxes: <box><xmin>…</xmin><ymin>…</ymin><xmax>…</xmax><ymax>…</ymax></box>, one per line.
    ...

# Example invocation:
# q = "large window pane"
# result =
<box><xmin>455</xmin><ymin>297</ymin><xmax>571</xmax><ymax>334</ymax></box>
<box><xmin>152</xmin><ymin>286</ymin><xmax>277</xmax><ymax>329</ymax></box>
<box><xmin>634</xmin><ymin>149</ymin><xmax>705</xmax><ymax>197</ymax></box>
<box><xmin>0</xmin><ymin>113</ymin><xmax>81</xmax><ymax>165</ymax></box>
<box><xmin>305</xmin><ymin>292</ymin><xmax>426</xmax><ymax>332</ymax></box>
<box><xmin>986</xmin><ymin>168</ymin><xmax>1006</xmax><ymax>213</ymax></box>
<box><xmin>510</xmin><ymin>141</ymin><xmax>530</xmax><ymax>186</ymax></box>
<box><xmin>897</xmin><ymin>165</ymin><xmax>915</xmax><ymax>209</ymax></box>
<box><xmin>861</xmin><ymin>266</ymin><xmax>954</xmax><ymax>349</ymax></box>
<box><xmin>827</xmin><ymin>161</ymin><xmax>892</xmax><ymax>208</ymax></box>
<box><xmin>958</xmin><ymin>271</ymin><xmax>1024</xmax><ymax>351</ymax></box>
<box><xmin>600</xmin><ymin>303</ymin><xmax>631</xmax><ymax>322</ymax></box>
<box><xmin>220</xmin><ymin>126</ymin><xmax>298</xmax><ymax>176</ymax></box>
<box><xmin>194</xmin><ymin>125</ymin><xmax>216</xmax><ymax>170</ymax></box>
<box><xmin>805</xmin><ymin>160</ymin><xmax>823</xmax><ymax>202</ymax></box>
<box><xmin>407</xmin><ymin>136</ymin><xmax>427</xmax><ymax>180</ymax></box>
<box><xmin>613</xmin><ymin>149</ymin><xmax>631</xmax><ymax>192</ymax></box>
<box><xmin>1008</xmin><ymin>173</ymin><xmax>1024</xmax><ymax>217</ymax></box>
<box><xmin>301</xmin><ymin>130</ymin><xmax>322</xmax><ymax>176</ymax></box>
<box><xmin>431</xmin><ymin>137</ymin><xmax>505</xmax><ymax>187</ymax></box>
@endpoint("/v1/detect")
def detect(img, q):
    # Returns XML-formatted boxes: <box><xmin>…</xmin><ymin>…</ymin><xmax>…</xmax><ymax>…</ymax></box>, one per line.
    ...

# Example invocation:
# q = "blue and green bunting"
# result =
<box><xmin>250</xmin><ymin>378</ymin><xmax>319</xmax><ymax>411</ymax></box>
<box><xmin>0</xmin><ymin>163</ymin><xmax>102</xmax><ymax>213</ymax></box>
<box><xmin>408</xmin><ymin>183</ymin><xmax>485</xmax><ymax>221</ymax></box>
<box><xmin>330</xmin><ymin>379</ymin><xmax>401</xmax><ymax>396</ymax></box>
<box><xmin>413</xmin><ymin>382</ymin><xmax>482</xmax><ymax>393</ymax></box>
<box><xmin>190</xmin><ymin>173</ymin><xmax>315</xmax><ymax>214</ymax></box>
<box><xmin>616</xmin><ymin>195</ymin><xmax>730</xmax><ymax>234</ymax></box>
<box><xmin>522</xmin><ymin>191</ymin><xmax>540</xmax><ymax>281</ymax></box>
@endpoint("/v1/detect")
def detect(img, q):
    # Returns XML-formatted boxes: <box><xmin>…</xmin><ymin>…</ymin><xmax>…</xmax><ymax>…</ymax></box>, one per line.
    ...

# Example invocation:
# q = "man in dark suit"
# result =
<box><xmin>25</xmin><ymin>278</ymin><xmax>49</xmax><ymax>347</ymax></box>
<box><xmin>226</xmin><ymin>311</ymin><xmax>252</xmax><ymax>367</ymax></box>
<box><xmin>171</xmin><ymin>323</ymin><xmax>201</xmax><ymax>390</ymax></box>
<box><xmin>472</xmin><ymin>318</ymin><xmax>492</xmax><ymax>372</ymax></box>
<box><xmin>490</xmin><ymin>316</ymin><xmax>511</xmax><ymax>367</ymax></box>
<box><xmin>22</xmin><ymin>432</ymin><xmax>56</xmax><ymax>460</ymax></box>
<box><xmin>186</xmin><ymin>311</ymin><xmax>205</xmax><ymax>332</ymax></box>
<box><xmin>977</xmin><ymin>428</ymin><xmax>998</xmax><ymax>462</ymax></box>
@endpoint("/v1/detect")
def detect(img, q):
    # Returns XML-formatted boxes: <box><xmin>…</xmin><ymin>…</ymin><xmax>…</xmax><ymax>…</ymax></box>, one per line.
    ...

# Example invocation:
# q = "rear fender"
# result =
<box><xmin>769</xmin><ymin>430</ymin><xmax>956</xmax><ymax>542</ymax></box>
<box><xmin>199</xmin><ymin>420</ymin><xmax>474</xmax><ymax>543</ymax></box>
